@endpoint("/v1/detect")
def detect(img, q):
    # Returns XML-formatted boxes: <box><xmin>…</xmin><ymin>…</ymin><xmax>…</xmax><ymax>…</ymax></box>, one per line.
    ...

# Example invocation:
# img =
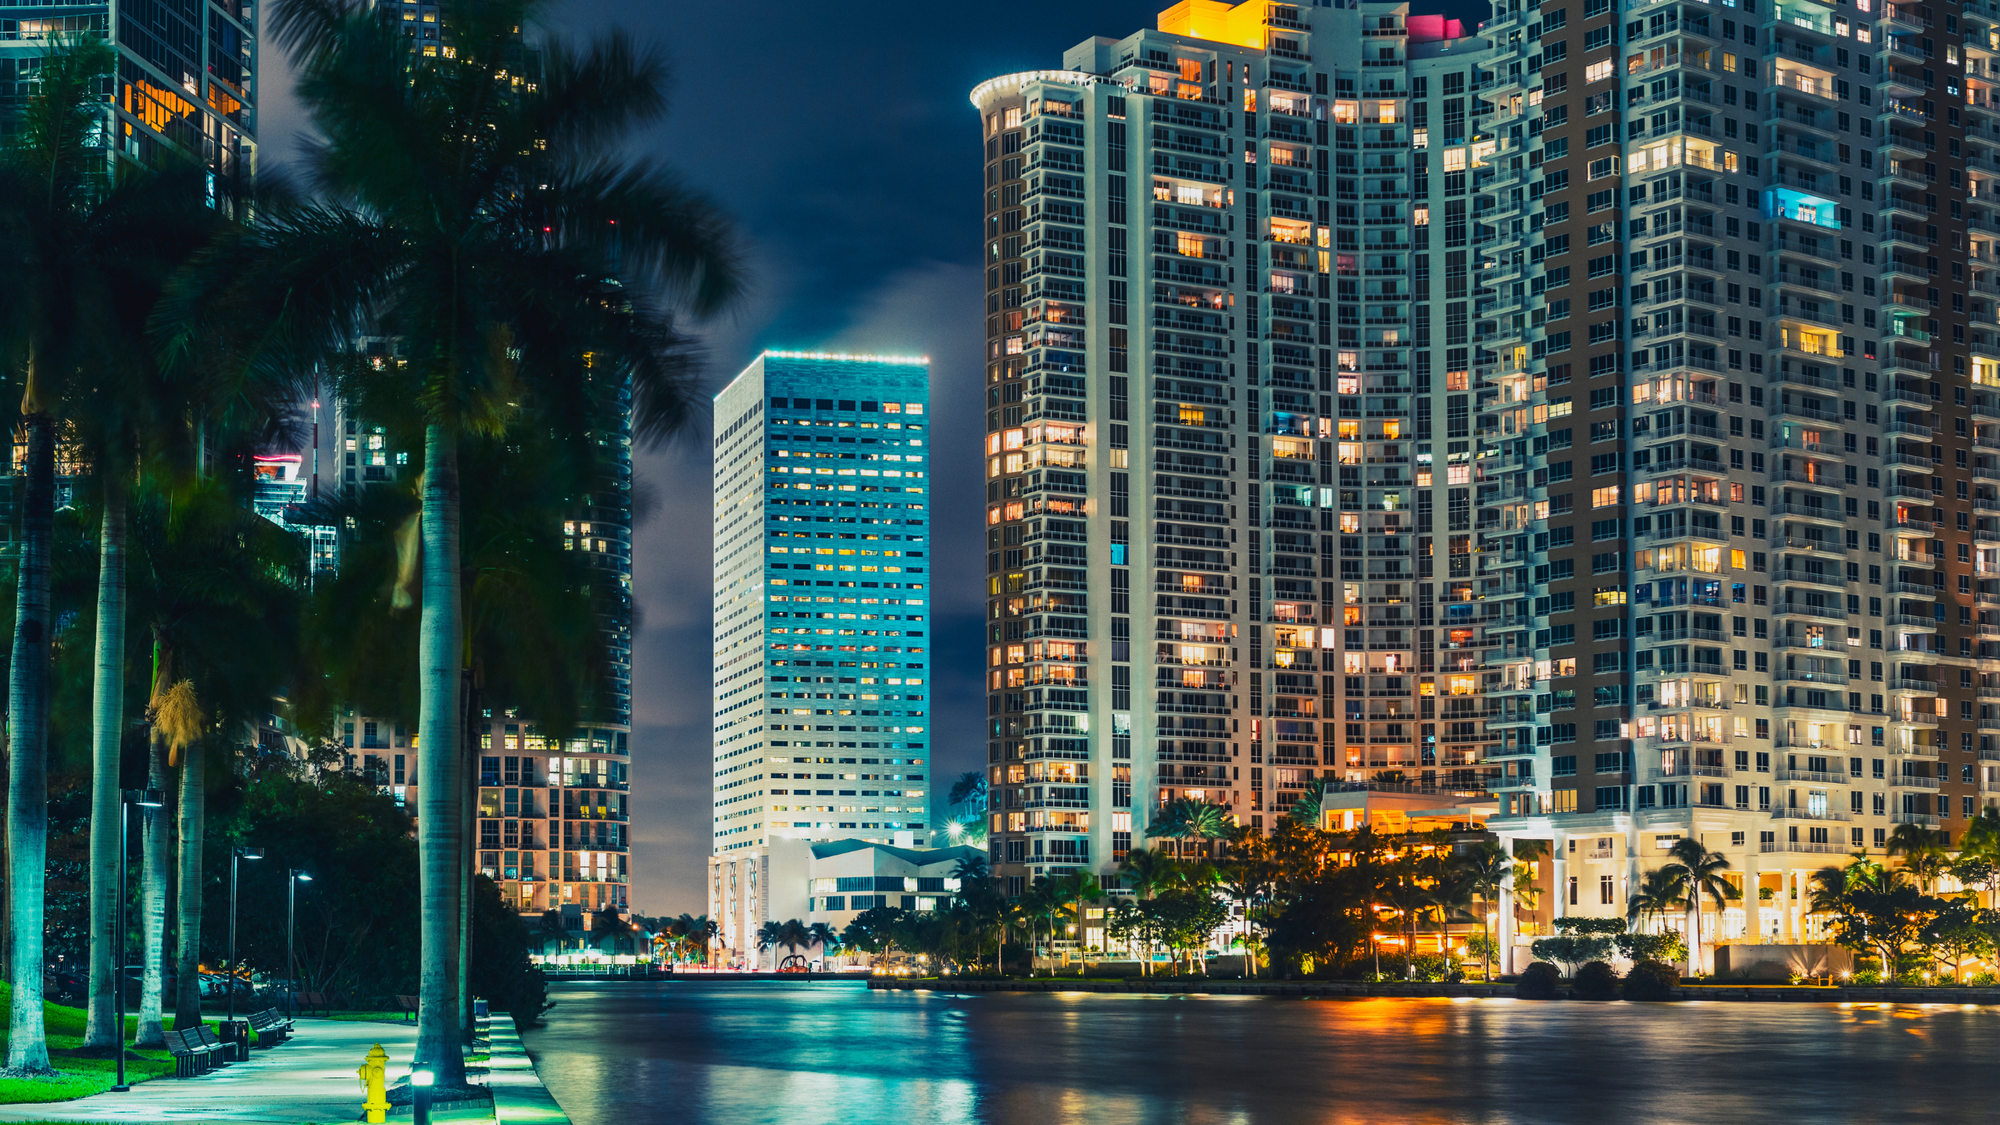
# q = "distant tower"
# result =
<box><xmin>709</xmin><ymin>352</ymin><xmax>935</xmax><ymax>854</ymax></box>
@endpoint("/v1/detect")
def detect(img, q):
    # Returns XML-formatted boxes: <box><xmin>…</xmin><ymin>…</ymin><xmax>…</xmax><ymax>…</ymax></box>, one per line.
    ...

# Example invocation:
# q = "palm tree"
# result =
<box><xmin>1659</xmin><ymin>837</ymin><xmax>1739</xmax><ymax>976</ymax></box>
<box><xmin>700</xmin><ymin>916</ymin><xmax>721</xmax><ymax>968</ymax></box>
<box><xmin>124</xmin><ymin>481</ymin><xmax>309</xmax><ymax>1030</ymax></box>
<box><xmin>1217</xmin><ymin>843</ymin><xmax>1276</xmax><ymax>977</ymax></box>
<box><xmin>1886</xmin><ymin>822</ymin><xmax>1949</xmax><ymax>892</ymax></box>
<box><xmin>1147</xmin><ymin>797</ymin><xmax>1233</xmax><ymax>860</ymax></box>
<box><xmin>179</xmin><ymin>0</ymin><xmax>741</xmax><ymax>1084</ymax></box>
<box><xmin>951</xmin><ymin>854</ymin><xmax>990</xmax><ymax>885</ymax></box>
<box><xmin>1457</xmin><ymin>841</ymin><xmax>1513</xmax><ymax>982</ymax></box>
<box><xmin>754</xmin><ymin>921</ymin><xmax>783</xmax><ymax>971</ymax></box>
<box><xmin>1017</xmin><ymin>878</ymin><xmax>1061</xmax><ymax>976</ymax></box>
<box><xmin>1626</xmin><ymin>867</ymin><xmax>1685</xmax><ymax>935</ymax></box>
<box><xmin>774</xmin><ymin>919</ymin><xmax>812</xmax><ymax>968</ymax></box>
<box><xmin>1379</xmin><ymin>860</ymin><xmax>1434</xmax><ymax>979</ymax></box>
<box><xmin>1118</xmin><ymin>847</ymin><xmax>1178</xmax><ymax>900</ymax></box>
<box><xmin>0</xmin><ymin>33</ymin><xmax>220</xmax><ymax>1070</ymax></box>
<box><xmin>806</xmin><ymin>922</ymin><xmax>839</xmax><ymax>968</ymax></box>
<box><xmin>1050</xmin><ymin>870</ymin><xmax>1103</xmax><ymax>974</ymax></box>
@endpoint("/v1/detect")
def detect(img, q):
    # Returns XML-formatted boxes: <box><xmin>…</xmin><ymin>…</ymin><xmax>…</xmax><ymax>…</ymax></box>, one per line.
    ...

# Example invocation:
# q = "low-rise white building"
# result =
<box><xmin>708</xmin><ymin>836</ymin><xmax>985</xmax><ymax>969</ymax></box>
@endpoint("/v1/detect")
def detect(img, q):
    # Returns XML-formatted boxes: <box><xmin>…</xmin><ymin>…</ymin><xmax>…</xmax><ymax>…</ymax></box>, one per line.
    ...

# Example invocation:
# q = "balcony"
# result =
<box><xmin>1775</xmin><ymin>770</ymin><xmax>1850</xmax><ymax>785</ymax></box>
<box><xmin>1770</xmin><ymin>806</ymin><xmax>1853</xmax><ymax>821</ymax></box>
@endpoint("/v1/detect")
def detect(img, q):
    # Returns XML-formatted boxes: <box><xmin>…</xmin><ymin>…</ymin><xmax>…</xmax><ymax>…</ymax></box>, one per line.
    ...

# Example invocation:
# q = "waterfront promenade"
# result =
<box><xmin>0</xmin><ymin>1017</ymin><xmax>566</xmax><ymax>1125</ymax></box>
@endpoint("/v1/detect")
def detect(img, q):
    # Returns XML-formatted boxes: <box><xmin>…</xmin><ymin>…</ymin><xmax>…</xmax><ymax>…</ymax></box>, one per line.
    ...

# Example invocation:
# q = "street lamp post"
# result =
<box><xmin>113</xmin><ymin>788</ymin><xmax>165</xmax><ymax>1092</ymax></box>
<box><xmin>227</xmin><ymin>845</ymin><xmax>264</xmax><ymax>1057</ymax></box>
<box><xmin>287</xmin><ymin>870</ymin><xmax>312</xmax><ymax>1021</ymax></box>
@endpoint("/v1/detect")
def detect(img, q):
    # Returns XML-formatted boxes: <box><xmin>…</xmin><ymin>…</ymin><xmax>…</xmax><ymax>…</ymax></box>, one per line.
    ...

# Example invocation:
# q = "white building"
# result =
<box><xmin>710</xmin><ymin>352</ymin><xmax>937</xmax><ymax>857</ymax></box>
<box><xmin>707</xmin><ymin>837</ymin><xmax>984</xmax><ymax>969</ymax></box>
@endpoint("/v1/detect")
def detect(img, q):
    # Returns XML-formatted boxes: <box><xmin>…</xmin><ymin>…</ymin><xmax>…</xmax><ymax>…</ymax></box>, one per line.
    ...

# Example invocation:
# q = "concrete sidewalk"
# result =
<box><xmin>0</xmin><ymin>1017</ymin><xmax>422</xmax><ymax>1124</ymax></box>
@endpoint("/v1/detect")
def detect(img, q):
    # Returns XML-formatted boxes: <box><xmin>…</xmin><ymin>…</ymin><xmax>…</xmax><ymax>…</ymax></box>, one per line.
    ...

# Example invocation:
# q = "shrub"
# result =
<box><xmin>1516</xmin><ymin>961</ymin><xmax>1561</xmax><ymax>1000</ymax></box>
<box><xmin>1409</xmin><ymin>953</ymin><xmax>1455</xmax><ymax>982</ymax></box>
<box><xmin>1573</xmin><ymin>960</ymin><xmax>1620</xmax><ymax>1000</ymax></box>
<box><xmin>1623</xmin><ymin>960</ymin><xmax>1680</xmax><ymax>1001</ymax></box>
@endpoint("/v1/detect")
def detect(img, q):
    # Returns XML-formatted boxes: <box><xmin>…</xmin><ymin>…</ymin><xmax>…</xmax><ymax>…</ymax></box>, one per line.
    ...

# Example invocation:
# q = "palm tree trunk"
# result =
<box><xmin>416</xmin><ymin>425</ymin><xmax>467</xmax><ymax>1088</ymax></box>
<box><xmin>1481</xmin><ymin>899</ymin><xmax>1493</xmax><ymax>983</ymax></box>
<box><xmin>6</xmin><ymin>412</ymin><xmax>55</xmax><ymax>1073</ymax></box>
<box><xmin>85</xmin><ymin>493</ymin><xmax>129</xmax><ymax>1050</ymax></box>
<box><xmin>173</xmin><ymin>741</ymin><xmax>205</xmax><ymax>1029</ymax></box>
<box><xmin>1686</xmin><ymin>903</ymin><xmax>1699</xmax><ymax>977</ymax></box>
<box><xmin>457</xmin><ymin>673</ymin><xmax>475</xmax><ymax>1050</ymax></box>
<box><xmin>136</xmin><ymin>735</ymin><xmax>169</xmax><ymax>1048</ymax></box>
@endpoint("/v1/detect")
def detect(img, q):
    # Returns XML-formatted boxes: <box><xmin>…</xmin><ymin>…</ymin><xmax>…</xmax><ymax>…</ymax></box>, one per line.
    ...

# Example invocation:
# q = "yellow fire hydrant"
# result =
<box><xmin>358</xmin><ymin>1044</ymin><xmax>390</xmax><ymax>1124</ymax></box>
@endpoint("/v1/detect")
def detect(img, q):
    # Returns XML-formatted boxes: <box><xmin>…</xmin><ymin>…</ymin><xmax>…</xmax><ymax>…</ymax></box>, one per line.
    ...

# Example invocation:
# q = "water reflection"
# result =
<box><xmin>523</xmin><ymin>982</ymin><xmax>2000</xmax><ymax>1125</ymax></box>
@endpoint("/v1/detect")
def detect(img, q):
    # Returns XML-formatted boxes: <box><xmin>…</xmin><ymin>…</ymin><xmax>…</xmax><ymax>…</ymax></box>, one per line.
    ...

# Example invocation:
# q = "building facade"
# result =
<box><xmin>977</xmin><ymin>0</ymin><xmax>2000</xmax><ymax>960</ymax></box>
<box><xmin>0</xmin><ymin>0</ymin><xmax>256</xmax><ymax>199</ymax></box>
<box><xmin>709</xmin><ymin>352</ymin><xmax>935</xmax><ymax>857</ymax></box>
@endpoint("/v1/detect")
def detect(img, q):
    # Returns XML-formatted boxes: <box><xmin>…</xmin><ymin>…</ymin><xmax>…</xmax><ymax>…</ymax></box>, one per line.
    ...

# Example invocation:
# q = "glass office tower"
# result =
<box><xmin>710</xmin><ymin>352</ymin><xmax>935</xmax><ymax>854</ymax></box>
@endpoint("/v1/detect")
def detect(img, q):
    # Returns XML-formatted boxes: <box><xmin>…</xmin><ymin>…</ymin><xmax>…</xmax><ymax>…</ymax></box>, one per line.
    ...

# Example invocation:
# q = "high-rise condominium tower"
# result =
<box><xmin>709</xmin><ymin>352</ymin><xmax>935</xmax><ymax>856</ymax></box>
<box><xmin>977</xmin><ymin>0</ymin><xmax>1999</xmax><ymax>958</ymax></box>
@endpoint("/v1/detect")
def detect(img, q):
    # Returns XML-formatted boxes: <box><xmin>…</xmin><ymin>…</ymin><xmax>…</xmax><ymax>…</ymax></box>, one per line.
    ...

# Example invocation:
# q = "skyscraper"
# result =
<box><xmin>708</xmin><ymin>352</ymin><xmax>935</xmax><ymax>856</ymax></box>
<box><xmin>977</xmin><ymin>0</ymin><xmax>1993</xmax><ymax>959</ymax></box>
<box><xmin>0</xmin><ymin>0</ymin><xmax>255</xmax><ymax>197</ymax></box>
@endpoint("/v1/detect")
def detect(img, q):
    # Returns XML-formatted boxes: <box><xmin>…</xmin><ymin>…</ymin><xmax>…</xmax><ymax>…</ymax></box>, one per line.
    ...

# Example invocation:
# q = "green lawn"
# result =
<box><xmin>0</xmin><ymin>984</ymin><xmax>178</xmax><ymax>1104</ymax></box>
<box><xmin>317</xmin><ymin>1010</ymin><xmax>412</xmax><ymax>1024</ymax></box>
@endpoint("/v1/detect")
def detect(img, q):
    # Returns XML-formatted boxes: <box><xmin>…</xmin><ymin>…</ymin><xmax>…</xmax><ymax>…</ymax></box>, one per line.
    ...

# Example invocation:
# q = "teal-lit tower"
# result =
<box><xmin>709</xmin><ymin>352</ymin><xmax>934</xmax><ymax>854</ymax></box>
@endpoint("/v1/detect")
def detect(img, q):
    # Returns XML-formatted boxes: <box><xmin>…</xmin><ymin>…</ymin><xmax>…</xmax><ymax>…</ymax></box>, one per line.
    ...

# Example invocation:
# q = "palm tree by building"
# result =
<box><xmin>806</xmin><ymin>922</ymin><xmax>839</xmax><ymax>968</ymax></box>
<box><xmin>1456</xmin><ymin>841</ymin><xmax>1513</xmax><ymax>981</ymax></box>
<box><xmin>1886</xmin><ymin>822</ymin><xmax>1949</xmax><ymax>892</ymax></box>
<box><xmin>1050</xmin><ymin>870</ymin><xmax>1102</xmax><ymax>973</ymax></box>
<box><xmin>1216</xmin><ymin>842</ymin><xmax>1276</xmax><ymax>977</ymax></box>
<box><xmin>1626</xmin><ymin>867</ymin><xmax>1685</xmax><ymax>936</ymax></box>
<box><xmin>754</xmin><ymin>922</ymin><xmax>783</xmax><ymax>971</ymax></box>
<box><xmin>1018</xmin><ymin>877</ymin><xmax>1063</xmax><ymax>976</ymax></box>
<box><xmin>1147</xmin><ymin>797</ymin><xmax>1233</xmax><ymax>861</ymax></box>
<box><xmin>1378</xmin><ymin>861</ymin><xmax>1433</xmax><ymax>979</ymax></box>
<box><xmin>1659</xmin><ymin>837</ymin><xmax>1738</xmax><ymax>976</ymax></box>
<box><xmin>1117</xmin><ymin>847</ymin><xmax>1178</xmax><ymax>900</ymax></box>
<box><xmin>774</xmin><ymin>919</ymin><xmax>812</xmax><ymax>969</ymax></box>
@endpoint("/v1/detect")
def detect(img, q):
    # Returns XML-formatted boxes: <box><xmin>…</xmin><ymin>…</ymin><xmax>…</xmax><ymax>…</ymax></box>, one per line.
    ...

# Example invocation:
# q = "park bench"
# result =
<box><xmin>166</xmin><ymin>1027</ymin><xmax>226</xmax><ymax>1077</ymax></box>
<box><xmin>299</xmin><ymin>990</ymin><xmax>333</xmax><ymax>1015</ymax></box>
<box><xmin>249</xmin><ymin>1008</ymin><xmax>292</xmax><ymax>1047</ymax></box>
<box><xmin>194</xmin><ymin>1022</ymin><xmax>244</xmax><ymax>1064</ymax></box>
<box><xmin>396</xmin><ymin>994</ymin><xmax>419</xmax><ymax>1022</ymax></box>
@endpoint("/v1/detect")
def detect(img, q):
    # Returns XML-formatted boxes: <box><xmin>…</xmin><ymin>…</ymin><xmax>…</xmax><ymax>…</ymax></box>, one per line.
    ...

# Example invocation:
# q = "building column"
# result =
<box><xmin>1784</xmin><ymin>868</ymin><xmax>1800</xmax><ymax>944</ymax></box>
<box><xmin>1740</xmin><ymin>846</ymin><xmax>1760</xmax><ymax>946</ymax></box>
<box><xmin>1552</xmin><ymin>833</ymin><xmax>1568</xmax><ymax>920</ymax></box>
<box><xmin>1498</xmin><ymin>835</ymin><xmax>1517</xmax><ymax>975</ymax></box>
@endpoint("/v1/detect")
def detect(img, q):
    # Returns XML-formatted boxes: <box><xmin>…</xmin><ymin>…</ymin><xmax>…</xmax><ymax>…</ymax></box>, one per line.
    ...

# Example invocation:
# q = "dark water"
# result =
<box><xmin>521</xmin><ymin>980</ymin><xmax>2000</xmax><ymax>1124</ymax></box>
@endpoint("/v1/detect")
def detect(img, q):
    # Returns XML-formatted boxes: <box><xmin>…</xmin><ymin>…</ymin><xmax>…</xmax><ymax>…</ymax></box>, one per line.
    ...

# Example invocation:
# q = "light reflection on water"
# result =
<box><xmin>522</xmin><ymin>981</ymin><xmax>2000</xmax><ymax>1125</ymax></box>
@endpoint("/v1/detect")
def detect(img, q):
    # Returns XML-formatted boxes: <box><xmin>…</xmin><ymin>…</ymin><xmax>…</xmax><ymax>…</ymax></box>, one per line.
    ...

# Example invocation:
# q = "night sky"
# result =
<box><xmin>258</xmin><ymin>0</ymin><xmax>1486</xmax><ymax>915</ymax></box>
